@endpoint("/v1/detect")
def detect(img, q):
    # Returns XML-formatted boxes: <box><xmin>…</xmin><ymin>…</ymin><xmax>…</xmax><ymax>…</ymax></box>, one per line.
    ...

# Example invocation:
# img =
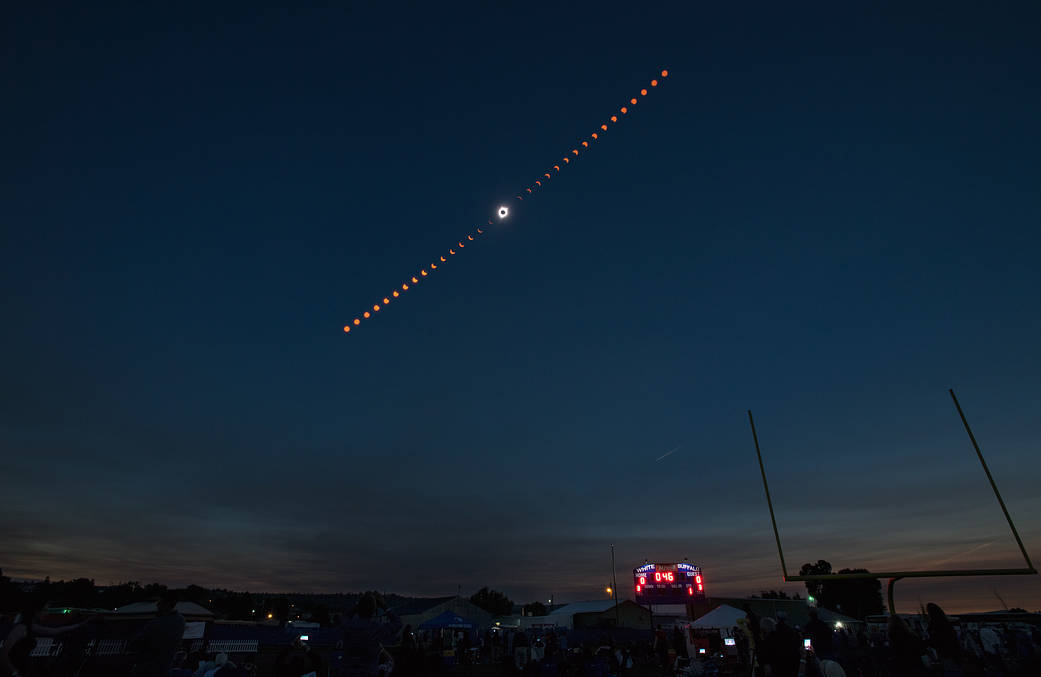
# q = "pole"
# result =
<box><xmin>949</xmin><ymin>389</ymin><xmax>1036</xmax><ymax>573</ymax></box>
<box><xmin>611</xmin><ymin>544</ymin><xmax>620</xmax><ymax>627</ymax></box>
<box><xmin>887</xmin><ymin>578</ymin><xmax>902</xmax><ymax>616</ymax></box>
<box><xmin>748</xmin><ymin>410</ymin><xmax>790</xmax><ymax>579</ymax></box>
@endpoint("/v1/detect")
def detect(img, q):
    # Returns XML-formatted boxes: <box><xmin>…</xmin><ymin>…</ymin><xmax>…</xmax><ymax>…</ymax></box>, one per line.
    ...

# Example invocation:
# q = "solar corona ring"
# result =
<box><xmin>634</xmin><ymin>562</ymin><xmax>705</xmax><ymax>603</ymax></box>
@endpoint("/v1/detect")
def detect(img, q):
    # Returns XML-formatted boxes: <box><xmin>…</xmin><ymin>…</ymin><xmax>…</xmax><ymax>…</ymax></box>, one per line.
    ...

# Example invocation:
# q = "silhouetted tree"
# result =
<box><xmin>0</xmin><ymin>569</ymin><xmax>19</xmax><ymax>611</ymax></box>
<box><xmin>755</xmin><ymin>590</ymin><xmax>791</xmax><ymax>600</ymax></box>
<box><xmin>470</xmin><ymin>587</ymin><xmax>514</xmax><ymax>616</ymax></box>
<box><xmin>799</xmin><ymin>560</ymin><xmax>832</xmax><ymax>600</ymax></box>
<box><xmin>523</xmin><ymin>601</ymin><xmax>548</xmax><ymax>616</ymax></box>
<box><xmin>185</xmin><ymin>585</ymin><xmax>208</xmax><ymax>603</ymax></box>
<box><xmin>98</xmin><ymin>582</ymin><xmax>145</xmax><ymax>610</ymax></box>
<box><xmin>272</xmin><ymin>597</ymin><xmax>290</xmax><ymax>626</ymax></box>
<box><xmin>799</xmin><ymin>561</ymin><xmax>882</xmax><ymax>619</ymax></box>
<box><xmin>49</xmin><ymin>578</ymin><xmax>97</xmax><ymax>609</ymax></box>
<box><xmin>827</xmin><ymin>568</ymin><xmax>883</xmax><ymax>620</ymax></box>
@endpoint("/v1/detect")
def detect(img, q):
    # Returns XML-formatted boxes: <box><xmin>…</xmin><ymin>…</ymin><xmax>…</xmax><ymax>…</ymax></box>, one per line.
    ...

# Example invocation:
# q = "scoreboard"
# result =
<box><xmin>633</xmin><ymin>562</ymin><xmax>705</xmax><ymax>604</ymax></box>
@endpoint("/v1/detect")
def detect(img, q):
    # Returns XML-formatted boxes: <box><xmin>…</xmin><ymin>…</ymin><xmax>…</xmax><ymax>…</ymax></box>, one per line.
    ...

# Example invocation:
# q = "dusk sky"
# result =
<box><xmin>3</xmin><ymin>3</ymin><xmax>1040</xmax><ymax>613</ymax></box>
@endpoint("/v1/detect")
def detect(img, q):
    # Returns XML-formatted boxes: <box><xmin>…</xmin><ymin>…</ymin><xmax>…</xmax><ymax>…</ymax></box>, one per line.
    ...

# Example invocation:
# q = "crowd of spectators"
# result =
<box><xmin>4</xmin><ymin>591</ymin><xmax>1041</xmax><ymax>676</ymax></box>
<box><xmin>731</xmin><ymin>602</ymin><xmax>1041</xmax><ymax>677</ymax></box>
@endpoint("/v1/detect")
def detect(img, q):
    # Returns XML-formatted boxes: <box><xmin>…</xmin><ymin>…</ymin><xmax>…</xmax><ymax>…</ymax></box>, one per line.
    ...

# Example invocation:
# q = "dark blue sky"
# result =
<box><xmin>3</xmin><ymin>2</ymin><xmax>1039</xmax><ymax>612</ymax></box>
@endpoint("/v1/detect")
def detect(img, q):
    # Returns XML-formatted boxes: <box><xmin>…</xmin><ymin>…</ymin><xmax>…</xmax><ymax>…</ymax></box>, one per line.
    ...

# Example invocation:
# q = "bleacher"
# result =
<box><xmin>29</xmin><ymin>637</ymin><xmax>62</xmax><ymax>658</ymax></box>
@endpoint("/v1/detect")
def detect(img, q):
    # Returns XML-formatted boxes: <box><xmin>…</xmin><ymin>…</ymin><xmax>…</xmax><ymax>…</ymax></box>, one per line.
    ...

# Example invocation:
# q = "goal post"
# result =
<box><xmin>747</xmin><ymin>389</ymin><xmax>1036</xmax><ymax>615</ymax></box>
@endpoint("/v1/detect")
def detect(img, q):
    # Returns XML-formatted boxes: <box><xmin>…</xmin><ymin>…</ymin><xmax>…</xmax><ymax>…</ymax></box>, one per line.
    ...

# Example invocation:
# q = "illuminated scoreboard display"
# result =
<box><xmin>633</xmin><ymin>562</ymin><xmax>705</xmax><ymax>604</ymax></box>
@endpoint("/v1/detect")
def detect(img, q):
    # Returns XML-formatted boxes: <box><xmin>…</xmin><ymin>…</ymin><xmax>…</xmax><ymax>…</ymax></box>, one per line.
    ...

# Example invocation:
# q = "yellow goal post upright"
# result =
<box><xmin>747</xmin><ymin>389</ymin><xmax>1036</xmax><ymax>616</ymax></box>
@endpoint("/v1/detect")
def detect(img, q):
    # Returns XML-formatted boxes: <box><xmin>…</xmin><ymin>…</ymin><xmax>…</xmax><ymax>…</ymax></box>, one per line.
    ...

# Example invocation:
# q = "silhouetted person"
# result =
<box><xmin>757</xmin><ymin>617</ymin><xmax>777</xmax><ymax>676</ymax></box>
<box><xmin>514</xmin><ymin>628</ymin><xmax>529</xmax><ymax>669</ymax></box>
<box><xmin>340</xmin><ymin>593</ymin><xmax>401</xmax><ymax>677</ymax></box>
<box><xmin>672</xmin><ymin>625</ymin><xmax>685</xmax><ymax>657</ymax></box>
<box><xmin>804</xmin><ymin>608</ymin><xmax>834</xmax><ymax>661</ymax></box>
<box><xmin>925</xmin><ymin>602</ymin><xmax>961</xmax><ymax>670</ymax></box>
<box><xmin>129</xmin><ymin>590</ymin><xmax>186</xmax><ymax>676</ymax></box>
<box><xmin>170</xmin><ymin>650</ymin><xmax>193</xmax><ymax>677</ymax></box>
<box><xmin>276</xmin><ymin>638</ymin><xmax>321</xmax><ymax>677</ymax></box>
<box><xmin>770</xmin><ymin>613</ymin><xmax>801</xmax><ymax>677</ymax></box>
<box><xmin>887</xmin><ymin>614</ymin><xmax>928</xmax><ymax>676</ymax></box>
<box><xmin>1</xmin><ymin>597</ymin><xmax>91</xmax><ymax>677</ymax></box>
<box><xmin>742</xmin><ymin>604</ymin><xmax>762</xmax><ymax>673</ymax></box>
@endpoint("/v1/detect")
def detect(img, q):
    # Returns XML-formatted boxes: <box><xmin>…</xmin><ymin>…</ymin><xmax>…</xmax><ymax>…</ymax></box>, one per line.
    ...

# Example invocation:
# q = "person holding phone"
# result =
<box><xmin>1</xmin><ymin>598</ymin><xmax>93</xmax><ymax>677</ymax></box>
<box><xmin>340</xmin><ymin>593</ymin><xmax>401</xmax><ymax>677</ymax></box>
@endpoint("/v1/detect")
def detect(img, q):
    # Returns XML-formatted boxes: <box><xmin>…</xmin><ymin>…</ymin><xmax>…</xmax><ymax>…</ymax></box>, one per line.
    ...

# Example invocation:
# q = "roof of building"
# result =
<box><xmin>547</xmin><ymin>600</ymin><xmax>619</xmax><ymax>617</ymax></box>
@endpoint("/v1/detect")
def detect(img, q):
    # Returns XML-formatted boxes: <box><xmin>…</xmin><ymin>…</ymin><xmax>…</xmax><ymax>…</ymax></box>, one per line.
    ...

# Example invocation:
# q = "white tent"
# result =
<box><xmin>692</xmin><ymin>604</ymin><xmax>746</xmax><ymax>631</ymax></box>
<box><xmin>113</xmin><ymin>601</ymin><xmax>213</xmax><ymax>619</ymax></box>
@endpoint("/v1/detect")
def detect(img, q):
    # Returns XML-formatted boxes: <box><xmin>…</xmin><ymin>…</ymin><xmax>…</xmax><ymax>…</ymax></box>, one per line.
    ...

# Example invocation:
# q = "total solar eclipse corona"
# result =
<box><xmin>342</xmin><ymin>68</ymin><xmax>670</xmax><ymax>335</ymax></box>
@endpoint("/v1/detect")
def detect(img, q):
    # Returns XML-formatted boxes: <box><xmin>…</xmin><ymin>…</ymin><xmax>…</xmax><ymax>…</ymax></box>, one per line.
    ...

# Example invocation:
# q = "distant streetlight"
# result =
<box><xmin>605</xmin><ymin>587</ymin><xmax>613</xmax><ymax>595</ymax></box>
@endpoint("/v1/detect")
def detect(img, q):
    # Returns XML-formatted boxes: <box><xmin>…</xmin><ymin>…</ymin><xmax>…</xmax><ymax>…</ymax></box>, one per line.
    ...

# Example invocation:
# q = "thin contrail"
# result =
<box><xmin>656</xmin><ymin>445</ymin><xmax>682</xmax><ymax>462</ymax></box>
<box><xmin>929</xmin><ymin>541</ymin><xmax>996</xmax><ymax>568</ymax></box>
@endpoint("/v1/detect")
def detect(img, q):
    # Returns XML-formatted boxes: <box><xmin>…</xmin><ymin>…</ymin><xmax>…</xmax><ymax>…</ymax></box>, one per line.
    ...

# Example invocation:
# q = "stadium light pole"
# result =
<box><xmin>611</xmin><ymin>544</ymin><xmax>620</xmax><ymax>627</ymax></box>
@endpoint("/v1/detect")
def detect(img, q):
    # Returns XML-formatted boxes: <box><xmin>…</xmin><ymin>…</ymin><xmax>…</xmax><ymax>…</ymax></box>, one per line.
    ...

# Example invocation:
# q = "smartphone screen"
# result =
<box><xmin>804</xmin><ymin>639</ymin><xmax>812</xmax><ymax>649</ymax></box>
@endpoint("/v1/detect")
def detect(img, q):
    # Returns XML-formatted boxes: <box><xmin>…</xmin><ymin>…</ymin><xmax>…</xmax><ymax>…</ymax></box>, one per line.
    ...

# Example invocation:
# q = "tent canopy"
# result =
<box><xmin>692</xmin><ymin>605</ymin><xmax>746</xmax><ymax>630</ymax></box>
<box><xmin>419</xmin><ymin>611</ymin><xmax>475</xmax><ymax>630</ymax></box>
